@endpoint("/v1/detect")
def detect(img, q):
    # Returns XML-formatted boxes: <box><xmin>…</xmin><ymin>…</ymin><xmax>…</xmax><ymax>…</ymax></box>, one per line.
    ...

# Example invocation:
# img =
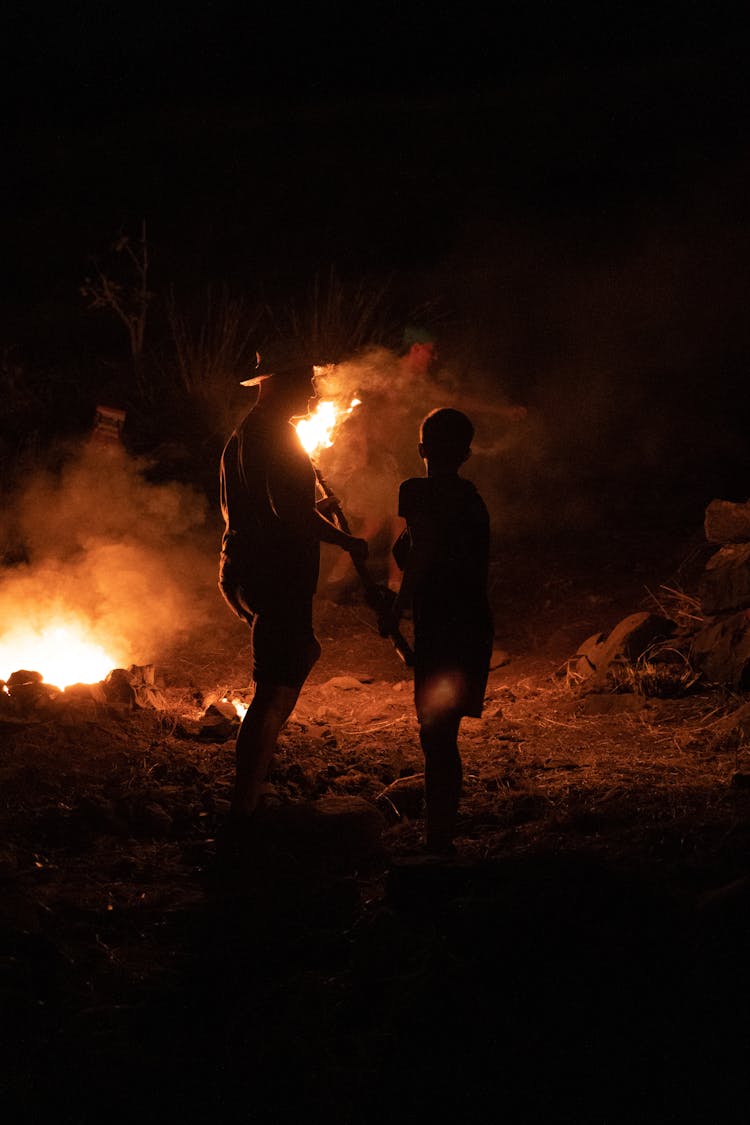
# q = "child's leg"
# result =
<box><xmin>419</xmin><ymin>711</ymin><xmax>462</xmax><ymax>852</ymax></box>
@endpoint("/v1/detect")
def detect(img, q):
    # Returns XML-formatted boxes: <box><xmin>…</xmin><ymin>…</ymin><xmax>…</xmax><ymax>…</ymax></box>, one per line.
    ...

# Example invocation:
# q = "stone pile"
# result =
<box><xmin>571</xmin><ymin>611</ymin><xmax>677</xmax><ymax>693</ymax></box>
<box><xmin>571</xmin><ymin>498</ymin><xmax>750</xmax><ymax>694</ymax></box>
<box><xmin>0</xmin><ymin>663</ymin><xmax>252</xmax><ymax>744</ymax></box>
<box><xmin>0</xmin><ymin>663</ymin><xmax>169</xmax><ymax>715</ymax></box>
<box><xmin>690</xmin><ymin>499</ymin><xmax>750</xmax><ymax>689</ymax></box>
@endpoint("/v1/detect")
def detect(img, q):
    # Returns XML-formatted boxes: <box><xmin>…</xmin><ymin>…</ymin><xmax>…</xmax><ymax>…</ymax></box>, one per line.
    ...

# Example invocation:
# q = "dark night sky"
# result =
<box><xmin>3</xmin><ymin>2</ymin><xmax>750</xmax><ymax>511</ymax></box>
<box><xmin>5</xmin><ymin>3</ymin><xmax>747</xmax><ymax>298</ymax></box>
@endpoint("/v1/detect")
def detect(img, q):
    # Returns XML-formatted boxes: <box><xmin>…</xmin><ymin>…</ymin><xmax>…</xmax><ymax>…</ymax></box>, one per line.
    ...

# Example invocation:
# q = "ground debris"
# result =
<box><xmin>322</xmin><ymin>674</ymin><xmax>370</xmax><ymax>690</ymax></box>
<box><xmin>5</xmin><ymin>527</ymin><xmax>750</xmax><ymax>1122</ymax></box>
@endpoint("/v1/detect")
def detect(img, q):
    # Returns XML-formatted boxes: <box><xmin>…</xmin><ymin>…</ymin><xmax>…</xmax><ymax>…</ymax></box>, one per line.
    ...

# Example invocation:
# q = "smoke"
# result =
<box><xmin>312</xmin><ymin>192</ymin><xmax>750</xmax><ymax>559</ymax></box>
<box><xmin>312</xmin><ymin>346</ymin><xmax>535</xmax><ymax>579</ymax></box>
<box><xmin>0</xmin><ymin>441</ymin><xmax>217</xmax><ymax>670</ymax></box>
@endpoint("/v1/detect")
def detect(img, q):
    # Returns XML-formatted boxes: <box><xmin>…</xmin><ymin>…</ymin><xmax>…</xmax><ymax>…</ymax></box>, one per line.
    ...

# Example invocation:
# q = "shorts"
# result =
<box><xmin>414</xmin><ymin>663</ymin><xmax>490</xmax><ymax>724</ymax></box>
<box><xmin>251</xmin><ymin>600</ymin><xmax>321</xmax><ymax>687</ymax></box>
<box><xmin>414</xmin><ymin>626</ymin><xmax>493</xmax><ymax>724</ymax></box>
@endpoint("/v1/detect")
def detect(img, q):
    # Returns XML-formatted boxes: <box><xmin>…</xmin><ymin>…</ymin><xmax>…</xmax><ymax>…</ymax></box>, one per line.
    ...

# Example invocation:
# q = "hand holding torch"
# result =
<box><xmin>314</xmin><ymin>467</ymin><xmax>414</xmax><ymax>667</ymax></box>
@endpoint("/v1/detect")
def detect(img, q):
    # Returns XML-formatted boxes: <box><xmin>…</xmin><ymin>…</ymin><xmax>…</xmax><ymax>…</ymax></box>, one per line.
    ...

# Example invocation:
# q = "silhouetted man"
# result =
<box><xmin>219</xmin><ymin>342</ymin><xmax>368</xmax><ymax>823</ymax></box>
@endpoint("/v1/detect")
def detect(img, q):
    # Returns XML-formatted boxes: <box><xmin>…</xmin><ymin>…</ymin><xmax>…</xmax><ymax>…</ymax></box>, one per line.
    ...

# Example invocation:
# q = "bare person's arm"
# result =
<box><xmin>381</xmin><ymin>516</ymin><xmax>433</xmax><ymax>633</ymax></box>
<box><xmin>312</xmin><ymin>508</ymin><xmax>368</xmax><ymax>560</ymax></box>
<box><xmin>268</xmin><ymin>457</ymin><xmax>368</xmax><ymax>561</ymax></box>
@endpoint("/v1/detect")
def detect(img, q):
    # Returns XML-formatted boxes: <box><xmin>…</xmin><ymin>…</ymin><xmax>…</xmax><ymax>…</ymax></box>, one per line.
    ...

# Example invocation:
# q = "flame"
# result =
<box><xmin>296</xmin><ymin>397</ymin><xmax>360</xmax><ymax>458</ymax></box>
<box><xmin>0</xmin><ymin>620</ymin><xmax>120</xmax><ymax>690</ymax></box>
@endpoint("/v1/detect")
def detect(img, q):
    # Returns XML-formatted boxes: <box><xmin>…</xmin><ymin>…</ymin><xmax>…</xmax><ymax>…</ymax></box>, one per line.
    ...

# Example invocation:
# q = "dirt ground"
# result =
<box><xmin>3</xmin><ymin>523</ymin><xmax>750</xmax><ymax>1123</ymax></box>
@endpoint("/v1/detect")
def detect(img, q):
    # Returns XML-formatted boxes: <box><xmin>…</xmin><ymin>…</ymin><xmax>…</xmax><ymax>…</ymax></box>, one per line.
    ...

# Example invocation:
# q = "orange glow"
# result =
<box><xmin>0</xmin><ymin>620</ymin><xmax>121</xmax><ymax>690</ymax></box>
<box><xmin>296</xmin><ymin>397</ymin><xmax>360</xmax><ymax>458</ymax></box>
<box><xmin>222</xmin><ymin>696</ymin><xmax>249</xmax><ymax>719</ymax></box>
<box><xmin>422</xmin><ymin>673</ymin><xmax>463</xmax><ymax>718</ymax></box>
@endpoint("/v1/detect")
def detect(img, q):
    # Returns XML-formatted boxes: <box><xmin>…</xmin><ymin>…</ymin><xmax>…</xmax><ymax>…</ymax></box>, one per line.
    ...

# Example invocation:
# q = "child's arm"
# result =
<box><xmin>379</xmin><ymin>515</ymin><xmax>434</xmax><ymax>633</ymax></box>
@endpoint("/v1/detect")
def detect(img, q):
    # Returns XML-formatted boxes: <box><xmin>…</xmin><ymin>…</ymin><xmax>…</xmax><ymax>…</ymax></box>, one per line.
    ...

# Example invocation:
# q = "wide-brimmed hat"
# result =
<box><xmin>240</xmin><ymin>340</ymin><xmax>311</xmax><ymax>386</ymax></box>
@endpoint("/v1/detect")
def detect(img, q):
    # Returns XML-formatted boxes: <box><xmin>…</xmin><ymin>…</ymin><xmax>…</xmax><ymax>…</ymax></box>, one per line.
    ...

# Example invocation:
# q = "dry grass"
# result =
<box><xmin>644</xmin><ymin>582</ymin><xmax>704</xmax><ymax>630</ymax></box>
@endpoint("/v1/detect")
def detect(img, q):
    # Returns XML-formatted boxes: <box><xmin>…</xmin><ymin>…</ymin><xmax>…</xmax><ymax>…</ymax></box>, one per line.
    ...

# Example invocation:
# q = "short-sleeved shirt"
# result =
<box><xmin>399</xmin><ymin>475</ymin><xmax>493</xmax><ymax>718</ymax></box>
<box><xmin>219</xmin><ymin>404</ymin><xmax>320</xmax><ymax>612</ymax></box>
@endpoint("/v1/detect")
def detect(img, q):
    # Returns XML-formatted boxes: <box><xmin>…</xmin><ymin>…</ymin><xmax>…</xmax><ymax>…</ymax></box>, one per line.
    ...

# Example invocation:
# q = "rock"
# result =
<box><xmin>101</xmin><ymin>666</ymin><xmax>170</xmax><ymax>710</ymax></box>
<box><xmin>572</xmin><ymin>631</ymin><xmax>604</xmax><ymax>675</ymax></box>
<box><xmin>4</xmin><ymin>678</ymin><xmax>59</xmax><ymax>709</ymax></box>
<box><xmin>279</xmin><ymin>760</ymin><xmax>316</xmax><ymax>794</ymax></box>
<box><xmin>261</xmin><ymin>796</ymin><xmax>386</xmax><ymax>869</ymax></box>
<box><xmin>6</xmin><ymin>669</ymin><xmax>43</xmax><ymax>688</ymax></box>
<box><xmin>174</xmin><ymin>718</ymin><xmax>202</xmax><ymax>738</ymax></box>
<box><xmin>198</xmin><ymin>716</ymin><xmax>236</xmax><ymax>742</ymax></box>
<box><xmin>204</xmin><ymin>700</ymin><xmax>239</xmax><ymax>721</ymax></box>
<box><xmin>691</xmin><ymin>611</ymin><xmax>750</xmax><ymax>688</ymax></box>
<box><xmin>376</xmin><ymin>774</ymin><xmax>425</xmax><ymax>821</ymax></box>
<box><xmin>490</xmin><ymin>648</ymin><xmax>511</xmax><ymax>669</ymax></box>
<box><xmin>134</xmin><ymin>686</ymin><xmax>170</xmax><ymax>709</ymax></box>
<box><xmin>128</xmin><ymin>666</ymin><xmax>169</xmax><ymax>709</ymax></box>
<box><xmin>700</xmin><ymin>543</ymin><xmax>750</xmax><ymax>615</ymax></box>
<box><xmin>128</xmin><ymin>663</ymin><xmax>155</xmax><ymax>685</ymax></box>
<box><xmin>572</xmin><ymin>612</ymin><xmax>675</xmax><ymax>687</ymax></box>
<box><xmin>704</xmin><ymin>498</ymin><xmax>750</xmax><ymax>545</ymax></box>
<box><xmin>103</xmin><ymin>668</ymin><xmax>137</xmax><ymax>707</ymax></box>
<box><xmin>5</xmin><ymin>669</ymin><xmax>60</xmax><ymax>712</ymax></box>
<box><xmin>324</xmin><ymin>676</ymin><xmax>366</xmax><ymax>691</ymax></box>
<box><xmin>64</xmin><ymin>682</ymin><xmax>107</xmax><ymax>704</ymax></box>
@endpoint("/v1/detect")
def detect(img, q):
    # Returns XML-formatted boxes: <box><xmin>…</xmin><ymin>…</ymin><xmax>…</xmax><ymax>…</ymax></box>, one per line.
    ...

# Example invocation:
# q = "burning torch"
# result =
<box><xmin>296</xmin><ymin>392</ymin><xmax>414</xmax><ymax>667</ymax></box>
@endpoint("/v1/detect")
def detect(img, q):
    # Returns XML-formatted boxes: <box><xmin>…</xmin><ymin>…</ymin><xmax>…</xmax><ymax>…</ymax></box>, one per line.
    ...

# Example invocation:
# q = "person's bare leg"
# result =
<box><xmin>419</xmin><ymin>712</ymin><xmax>462</xmax><ymax>852</ymax></box>
<box><xmin>231</xmin><ymin>681</ymin><xmax>302</xmax><ymax>817</ymax></box>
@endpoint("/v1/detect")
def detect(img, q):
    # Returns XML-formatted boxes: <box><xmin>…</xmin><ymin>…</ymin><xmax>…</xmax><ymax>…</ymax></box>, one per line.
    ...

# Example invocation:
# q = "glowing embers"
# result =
<box><xmin>296</xmin><ymin>397</ymin><xmax>361</xmax><ymax>458</ymax></box>
<box><xmin>0</xmin><ymin>620</ymin><xmax>119</xmax><ymax>690</ymax></box>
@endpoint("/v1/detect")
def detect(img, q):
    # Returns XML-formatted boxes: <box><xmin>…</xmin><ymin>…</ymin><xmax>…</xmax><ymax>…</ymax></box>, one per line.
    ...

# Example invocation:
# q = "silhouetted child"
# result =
<box><xmin>383</xmin><ymin>408</ymin><xmax>494</xmax><ymax>854</ymax></box>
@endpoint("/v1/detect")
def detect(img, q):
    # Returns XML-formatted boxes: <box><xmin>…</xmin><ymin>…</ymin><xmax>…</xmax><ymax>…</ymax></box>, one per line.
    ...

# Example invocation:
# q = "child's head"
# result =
<box><xmin>419</xmin><ymin>408</ymin><xmax>474</xmax><ymax>470</ymax></box>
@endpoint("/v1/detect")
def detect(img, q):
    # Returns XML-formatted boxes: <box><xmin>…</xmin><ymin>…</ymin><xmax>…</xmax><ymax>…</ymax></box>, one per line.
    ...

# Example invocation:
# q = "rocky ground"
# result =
<box><xmin>2</xmin><ymin>523</ymin><xmax>750</xmax><ymax>1123</ymax></box>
